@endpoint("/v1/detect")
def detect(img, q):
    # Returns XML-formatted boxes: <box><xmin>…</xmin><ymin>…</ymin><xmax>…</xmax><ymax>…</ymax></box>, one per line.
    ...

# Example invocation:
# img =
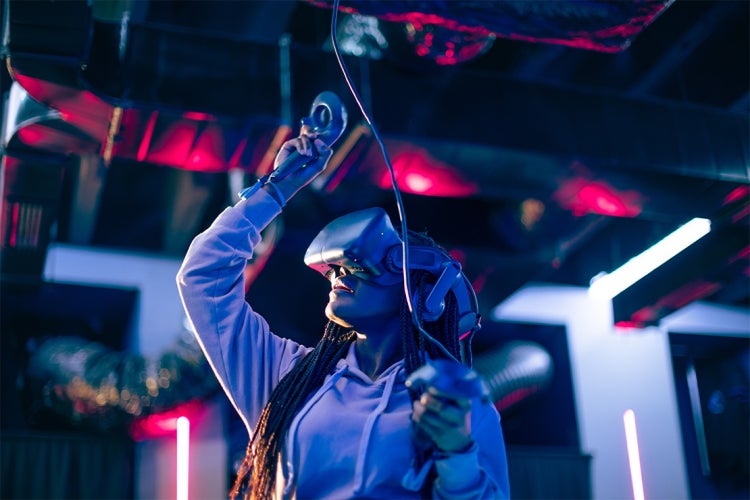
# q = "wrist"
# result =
<box><xmin>435</xmin><ymin>439</ymin><xmax>476</xmax><ymax>457</ymax></box>
<box><xmin>261</xmin><ymin>182</ymin><xmax>286</xmax><ymax>207</ymax></box>
<box><xmin>237</xmin><ymin>175</ymin><xmax>286</xmax><ymax>207</ymax></box>
<box><xmin>432</xmin><ymin>442</ymin><xmax>482</xmax><ymax>493</ymax></box>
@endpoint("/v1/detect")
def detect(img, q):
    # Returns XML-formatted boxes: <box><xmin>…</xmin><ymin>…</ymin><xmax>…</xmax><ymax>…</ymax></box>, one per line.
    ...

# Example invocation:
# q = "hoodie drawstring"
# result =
<box><xmin>353</xmin><ymin>370</ymin><xmax>397</xmax><ymax>494</ymax></box>
<box><xmin>283</xmin><ymin>367</ymin><xmax>349</xmax><ymax>497</ymax></box>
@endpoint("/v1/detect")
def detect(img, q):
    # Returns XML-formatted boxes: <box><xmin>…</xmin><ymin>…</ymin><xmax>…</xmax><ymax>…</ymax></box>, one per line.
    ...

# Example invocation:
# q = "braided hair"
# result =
<box><xmin>230</xmin><ymin>230</ymin><xmax>465</xmax><ymax>500</ymax></box>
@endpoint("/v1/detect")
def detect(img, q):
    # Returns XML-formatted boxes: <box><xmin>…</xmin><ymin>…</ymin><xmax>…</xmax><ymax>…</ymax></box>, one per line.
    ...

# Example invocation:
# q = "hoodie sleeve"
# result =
<box><xmin>176</xmin><ymin>188</ymin><xmax>311</xmax><ymax>431</ymax></box>
<box><xmin>432</xmin><ymin>401</ymin><xmax>511</xmax><ymax>499</ymax></box>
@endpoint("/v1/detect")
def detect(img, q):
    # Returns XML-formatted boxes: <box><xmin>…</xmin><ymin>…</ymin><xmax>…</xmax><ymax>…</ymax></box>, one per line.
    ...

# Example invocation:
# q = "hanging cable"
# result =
<box><xmin>328</xmin><ymin>0</ymin><xmax>457</xmax><ymax>363</ymax></box>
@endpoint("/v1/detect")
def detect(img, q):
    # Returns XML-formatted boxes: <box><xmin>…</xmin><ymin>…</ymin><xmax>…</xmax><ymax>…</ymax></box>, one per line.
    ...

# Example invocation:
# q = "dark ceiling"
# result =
<box><xmin>1</xmin><ymin>0</ymin><xmax>748</xmax><ymax>343</ymax></box>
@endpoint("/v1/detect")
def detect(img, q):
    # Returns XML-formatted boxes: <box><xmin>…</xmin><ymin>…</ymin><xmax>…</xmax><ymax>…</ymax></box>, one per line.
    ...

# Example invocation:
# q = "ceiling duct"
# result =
<box><xmin>6</xmin><ymin>1</ymin><xmax>746</xmax><ymax>186</ymax></box>
<box><xmin>307</xmin><ymin>0</ymin><xmax>675</xmax><ymax>61</ymax></box>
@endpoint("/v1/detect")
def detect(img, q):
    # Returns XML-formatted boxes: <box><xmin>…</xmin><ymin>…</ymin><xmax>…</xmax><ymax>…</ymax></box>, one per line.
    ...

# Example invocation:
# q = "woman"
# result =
<box><xmin>176</xmin><ymin>131</ymin><xmax>510</xmax><ymax>499</ymax></box>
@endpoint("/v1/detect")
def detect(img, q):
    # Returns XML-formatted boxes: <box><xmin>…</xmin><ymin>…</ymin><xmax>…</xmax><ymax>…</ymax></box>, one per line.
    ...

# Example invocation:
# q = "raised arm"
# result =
<box><xmin>176</xmin><ymin>92</ymin><xmax>344</xmax><ymax>430</ymax></box>
<box><xmin>176</xmin><ymin>188</ymin><xmax>307</xmax><ymax>429</ymax></box>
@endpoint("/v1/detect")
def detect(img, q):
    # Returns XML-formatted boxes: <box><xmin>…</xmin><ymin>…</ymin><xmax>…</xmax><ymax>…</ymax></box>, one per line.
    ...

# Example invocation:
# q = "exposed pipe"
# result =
<box><xmin>473</xmin><ymin>340</ymin><xmax>555</xmax><ymax>413</ymax></box>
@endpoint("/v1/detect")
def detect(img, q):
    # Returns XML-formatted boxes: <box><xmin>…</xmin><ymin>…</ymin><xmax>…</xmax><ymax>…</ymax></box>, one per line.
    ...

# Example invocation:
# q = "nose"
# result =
<box><xmin>328</xmin><ymin>265</ymin><xmax>347</xmax><ymax>283</ymax></box>
<box><xmin>335</xmin><ymin>265</ymin><xmax>355</xmax><ymax>276</ymax></box>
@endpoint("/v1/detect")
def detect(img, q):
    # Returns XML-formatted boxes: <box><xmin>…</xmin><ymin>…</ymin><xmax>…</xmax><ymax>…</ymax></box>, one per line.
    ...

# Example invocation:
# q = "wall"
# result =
<box><xmin>660</xmin><ymin>301</ymin><xmax>750</xmax><ymax>335</ymax></box>
<box><xmin>44</xmin><ymin>243</ymin><xmax>186</xmax><ymax>355</ymax></box>
<box><xmin>492</xmin><ymin>282</ymin><xmax>749</xmax><ymax>500</ymax></box>
<box><xmin>44</xmin><ymin>243</ymin><xmax>228</xmax><ymax>499</ymax></box>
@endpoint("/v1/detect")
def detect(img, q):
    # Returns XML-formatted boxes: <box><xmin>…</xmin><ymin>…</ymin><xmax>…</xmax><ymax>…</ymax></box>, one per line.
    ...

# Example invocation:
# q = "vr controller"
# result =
<box><xmin>238</xmin><ymin>91</ymin><xmax>347</xmax><ymax>202</ymax></box>
<box><xmin>301</xmin><ymin>91</ymin><xmax>348</xmax><ymax>146</ymax></box>
<box><xmin>266</xmin><ymin>91</ymin><xmax>348</xmax><ymax>186</ymax></box>
<box><xmin>405</xmin><ymin>358</ymin><xmax>490</xmax><ymax>402</ymax></box>
<box><xmin>304</xmin><ymin>207</ymin><xmax>481</xmax><ymax>338</ymax></box>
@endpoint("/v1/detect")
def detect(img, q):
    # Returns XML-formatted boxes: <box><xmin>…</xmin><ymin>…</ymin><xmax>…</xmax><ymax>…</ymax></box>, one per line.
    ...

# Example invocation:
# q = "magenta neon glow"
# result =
<box><xmin>623</xmin><ymin>409</ymin><xmax>645</xmax><ymax>500</ymax></box>
<box><xmin>177</xmin><ymin>416</ymin><xmax>190</xmax><ymax>500</ymax></box>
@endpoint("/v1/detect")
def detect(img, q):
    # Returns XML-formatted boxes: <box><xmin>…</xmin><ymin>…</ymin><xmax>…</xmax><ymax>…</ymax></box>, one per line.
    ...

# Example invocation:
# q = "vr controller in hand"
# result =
<box><xmin>239</xmin><ymin>91</ymin><xmax>347</xmax><ymax>203</ymax></box>
<box><xmin>268</xmin><ymin>91</ymin><xmax>348</xmax><ymax>184</ymax></box>
<box><xmin>405</xmin><ymin>358</ymin><xmax>490</xmax><ymax>402</ymax></box>
<box><xmin>303</xmin><ymin>91</ymin><xmax>348</xmax><ymax>146</ymax></box>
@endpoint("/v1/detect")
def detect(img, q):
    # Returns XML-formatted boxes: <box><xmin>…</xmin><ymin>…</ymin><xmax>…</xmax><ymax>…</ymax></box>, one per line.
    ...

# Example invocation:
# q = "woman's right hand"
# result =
<box><xmin>266</xmin><ymin>134</ymin><xmax>333</xmax><ymax>204</ymax></box>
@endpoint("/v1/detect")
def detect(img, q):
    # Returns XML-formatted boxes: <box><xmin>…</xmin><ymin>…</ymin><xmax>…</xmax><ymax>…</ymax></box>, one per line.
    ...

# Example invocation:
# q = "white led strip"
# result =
<box><xmin>177</xmin><ymin>416</ymin><xmax>190</xmax><ymax>500</ymax></box>
<box><xmin>589</xmin><ymin>218</ymin><xmax>711</xmax><ymax>300</ymax></box>
<box><xmin>623</xmin><ymin>409</ymin><xmax>645</xmax><ymax>500</ymax></box>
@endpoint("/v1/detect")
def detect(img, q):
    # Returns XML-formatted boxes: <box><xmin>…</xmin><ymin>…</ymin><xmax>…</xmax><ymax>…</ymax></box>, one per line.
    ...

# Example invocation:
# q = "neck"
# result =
<box><xmin>353</xmin><ymin>320</ymin><xmax>402</xmax><ymax>380</ymax></box>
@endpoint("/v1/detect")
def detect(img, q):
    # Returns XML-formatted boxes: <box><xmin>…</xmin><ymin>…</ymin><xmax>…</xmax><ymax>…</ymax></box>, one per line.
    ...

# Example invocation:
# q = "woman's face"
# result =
<box><xmin>324</xmin><ymin>266</ymin><xmax>403</xmax><ymax>330</ymax></box>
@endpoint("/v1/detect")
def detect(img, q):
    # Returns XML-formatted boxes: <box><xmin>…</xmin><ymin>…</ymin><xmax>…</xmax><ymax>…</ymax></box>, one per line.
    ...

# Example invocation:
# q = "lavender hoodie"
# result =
<box><xmin>176</xmin><ymin>189</ymin><xmax>510</xmax><ymax>499</ymax></box>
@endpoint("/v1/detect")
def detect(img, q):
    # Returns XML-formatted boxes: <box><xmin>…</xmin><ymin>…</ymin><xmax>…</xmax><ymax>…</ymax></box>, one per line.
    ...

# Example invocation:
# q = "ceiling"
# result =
<box><xmin>1</xmin><ymin>0</ymin><xmax>748</xmax><ymax>344</ymax></box>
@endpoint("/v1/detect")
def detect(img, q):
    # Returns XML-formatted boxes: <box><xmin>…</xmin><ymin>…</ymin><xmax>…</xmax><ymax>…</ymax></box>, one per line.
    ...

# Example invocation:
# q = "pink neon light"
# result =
<box><xmin>177</xmin><ymin>416</ymin><xmax>190</xmax><ymax>500</ymax></box>
<box><xmin>724</xmin><ymin>185</ymin><xmax>749</xmax><ymax>205</ymax></box>
<box><xmin>376</xmin><ymin>148</ymin><xmax>478</xmax><ymax>197</ymax></box>
<box><xmin>554</xmin><ymin>177</ymin><xmax>642</xmax><ymax>218</ymax></box>
<box><xmin>17</xmin><ymin>126</ymin><xmax>48</xmax><ymax>146</ymax></box>
<box><xmin>403</xmin><ymin>172</ymin><xmax>435</xmax><ymax>193</ymax></box>
<box><xmin>129</xmin><ymin>400</ymin><xmax>203</xmax><ymax>440</ymax></box>
<box><xmin>623</xmin><ymin>409</ymin><xmax>645</xmax><ymax>500</ymax></box>
<box><xmin>183</xmin><ymin>111</ymin><xmax>215</xmax><ymax>121</ymax></box>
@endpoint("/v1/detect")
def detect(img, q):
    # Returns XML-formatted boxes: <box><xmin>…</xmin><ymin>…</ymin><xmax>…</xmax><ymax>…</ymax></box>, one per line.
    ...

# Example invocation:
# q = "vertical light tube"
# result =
<box><xmin>686</xmin><ymin>362</ymin><xmax>711</xmax><ymax>475</ymax></box>
<box><xmin>177</xmin><ymin>416</ymin><xmax>190</xmax><ymax>500</ymax></box>
<box><xmin>623</xmin><ymin>409</ymin><xmax>645</xmax><ymax>500</ymax></box>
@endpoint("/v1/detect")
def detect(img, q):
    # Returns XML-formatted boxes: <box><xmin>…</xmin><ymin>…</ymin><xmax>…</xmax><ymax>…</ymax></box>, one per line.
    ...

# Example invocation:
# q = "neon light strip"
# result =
<box><xmin>623</xmin><ymin>409</ymin><xmax>645</xmax><ymax>500</ymax></box>
<box><xmin>177</xmin><ymin>416</ymin><xmax>190</xmax><ymax>500</ymax></box>
<box><xmin>589</xmin><ymin>218</ymin><xmax>711</xmax><ymax>299</ymax></box>
<box><xmin>686</xmin><ymin>363</ymin><xmax>711</xmax><ymax>475</ymax></box>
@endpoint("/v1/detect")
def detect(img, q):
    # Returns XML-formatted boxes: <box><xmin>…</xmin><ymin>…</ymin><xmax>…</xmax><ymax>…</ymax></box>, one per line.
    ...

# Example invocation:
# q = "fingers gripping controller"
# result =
<box><xmin>405</xmin><ymin>358</ymin><xmax>490</xmax><ymax>402</ymax></box>
<box><xmin>238</xmin><ymin>91</ymin><xmax>348</xmax><ymax>204</ymax></box>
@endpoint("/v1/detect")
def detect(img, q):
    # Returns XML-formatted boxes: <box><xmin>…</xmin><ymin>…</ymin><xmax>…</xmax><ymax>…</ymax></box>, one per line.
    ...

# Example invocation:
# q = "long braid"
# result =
<box><xmin>230</xmin><ymin>322</ymin><xmax>356</xmax><ymax>500</ymax></box>
<box><xmin>400</xmin><ymin>228</ymin><xmax>464</xmax><ymax>375</ymax></box>
<box><xmin>402</xmin><ymin>270</ymin><xmax>462</xmax><ymax>374</ymax></box>
<box><xmin>399</xmin><ymin>232</ymin><xmax>465</xmax><ymax>496</ymax></box>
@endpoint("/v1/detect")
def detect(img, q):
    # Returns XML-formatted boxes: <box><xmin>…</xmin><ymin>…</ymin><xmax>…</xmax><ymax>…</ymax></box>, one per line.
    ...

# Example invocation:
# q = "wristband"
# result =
<box><xmin>238</xmin><ymin>174</ymin><xmax>286</xmax><ymax>207</ymax></box>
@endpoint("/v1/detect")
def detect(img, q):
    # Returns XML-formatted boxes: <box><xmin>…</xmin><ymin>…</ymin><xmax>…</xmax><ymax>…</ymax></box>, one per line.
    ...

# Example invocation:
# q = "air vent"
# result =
<box><xmin>0</xmin><ymin>153</ymin><xmax>66</xmax><ymax>282</ymax></box>
<box><xmin>3</xmin><ymin>200</ymin><xmax>45</xmax><ymax>249</ymax></box>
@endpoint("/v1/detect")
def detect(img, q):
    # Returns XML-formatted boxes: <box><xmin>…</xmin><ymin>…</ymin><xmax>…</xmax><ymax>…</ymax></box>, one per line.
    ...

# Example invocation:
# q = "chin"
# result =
<box><xmin>325</xmin><ymin>304</ymin><xmax>353</xmax><ymax>328</ymax></box>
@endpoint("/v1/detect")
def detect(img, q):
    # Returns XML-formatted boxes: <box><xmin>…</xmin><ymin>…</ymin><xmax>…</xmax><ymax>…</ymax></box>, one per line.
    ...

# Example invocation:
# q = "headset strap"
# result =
<box><xmin>386</xmin><ymin>246</ymin><xmax>480</xmax><ymax>337</ymax></box>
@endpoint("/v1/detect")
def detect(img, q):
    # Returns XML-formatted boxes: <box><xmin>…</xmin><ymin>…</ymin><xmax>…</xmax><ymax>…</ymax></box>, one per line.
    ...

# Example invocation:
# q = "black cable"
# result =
<box><xmin>329</xmin><ymin>0</ymin><xmax>457</xmax><ymax>363</ymax></box>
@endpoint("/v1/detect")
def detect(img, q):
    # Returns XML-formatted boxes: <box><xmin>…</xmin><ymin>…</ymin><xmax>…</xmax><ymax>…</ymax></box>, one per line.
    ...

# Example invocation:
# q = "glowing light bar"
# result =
<box><xmin>177</xmin><ymin>416</ymin><xmax>190</xmax><ymax>500</ymax></box>
<box><xmin>589</xmin><ymin>218</ymin><xmax>711</xmax><ymax>299</ymax></box>
<box><xmin>623</xmin><ymin>409</ymin><xmax>645</xmax><ymax>500</ymax></box>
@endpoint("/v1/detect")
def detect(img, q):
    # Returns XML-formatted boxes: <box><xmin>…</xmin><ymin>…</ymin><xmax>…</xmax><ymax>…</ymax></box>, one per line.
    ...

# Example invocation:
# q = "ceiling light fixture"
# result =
<box><xmin>589</xmin><ymin>217</ymin><xmax>712</xmax><ymax>300</ymax></box>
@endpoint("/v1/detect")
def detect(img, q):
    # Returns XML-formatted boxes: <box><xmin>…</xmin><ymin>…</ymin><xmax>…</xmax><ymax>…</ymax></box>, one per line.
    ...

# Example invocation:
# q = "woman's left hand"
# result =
<box><xmin>411</xmin><ymin>387</ymin><xmax>474</xmax><ymax>453</ymax></box>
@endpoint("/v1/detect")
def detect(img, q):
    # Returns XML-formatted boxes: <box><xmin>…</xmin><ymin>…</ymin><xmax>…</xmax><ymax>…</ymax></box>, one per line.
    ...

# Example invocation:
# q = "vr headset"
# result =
<box><xmin>304</xmin><ymin>207</ymin><xmax>480</xmax><ymax>338</ymax></box>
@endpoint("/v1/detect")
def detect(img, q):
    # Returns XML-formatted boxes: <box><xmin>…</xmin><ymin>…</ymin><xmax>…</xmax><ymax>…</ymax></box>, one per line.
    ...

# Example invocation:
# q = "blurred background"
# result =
<box><xmin>1</xmin><ymin>1</ymin><xmax>748</xmax><ymax>499</ymax></box>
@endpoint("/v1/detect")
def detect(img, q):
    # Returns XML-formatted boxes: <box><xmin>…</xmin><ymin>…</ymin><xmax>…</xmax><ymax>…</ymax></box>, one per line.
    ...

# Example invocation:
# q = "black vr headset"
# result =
<box><xmin>304</xmin><ymin>207</ymin><xmax>481</xmax><ymax>339</ymax></box>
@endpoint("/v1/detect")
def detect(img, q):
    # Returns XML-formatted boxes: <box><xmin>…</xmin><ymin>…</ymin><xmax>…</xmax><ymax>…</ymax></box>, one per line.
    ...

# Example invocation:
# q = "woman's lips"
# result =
<box><xmin>333</xmin><ymin>279</ymin><xmax>353</xmax><ymax>293</ymax></box>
